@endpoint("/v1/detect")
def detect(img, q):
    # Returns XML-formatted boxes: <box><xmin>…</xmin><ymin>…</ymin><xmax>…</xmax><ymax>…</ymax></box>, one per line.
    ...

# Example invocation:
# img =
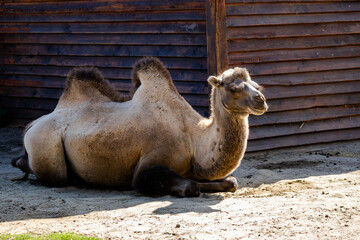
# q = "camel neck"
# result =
<box><xmin>192</xmin><ymin>88</ymin><xmax>249</xmax><ymax>180</ymax></box>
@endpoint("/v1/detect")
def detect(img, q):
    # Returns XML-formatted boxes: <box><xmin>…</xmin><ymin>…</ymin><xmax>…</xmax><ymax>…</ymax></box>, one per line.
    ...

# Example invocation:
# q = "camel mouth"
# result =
<box><xmin>249</xmin><ymin>106</ymin><xmax>267</xmax><ymax>115</ymax></box>
<box><xmin>221</xmin><ymin>100</ymin><xmax>248</xmax><ymax>115</ymax></box>
<box><xmin>221</xmin><ymin>100</ymin><xmax>267</xmax><ymax>116</ymax></box>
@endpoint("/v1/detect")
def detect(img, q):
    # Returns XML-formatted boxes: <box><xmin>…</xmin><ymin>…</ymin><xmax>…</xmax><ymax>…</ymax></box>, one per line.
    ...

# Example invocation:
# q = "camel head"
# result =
<box><xmin>208</xmin><ymin>67</ymin><xmax>268</xmax><ymax>116</ymax></box>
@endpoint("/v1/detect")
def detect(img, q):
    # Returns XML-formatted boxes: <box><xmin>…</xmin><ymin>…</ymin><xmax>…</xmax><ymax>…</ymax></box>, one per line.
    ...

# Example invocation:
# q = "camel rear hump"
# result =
<box><xmin>60</xmin><ymin>66</ymin><xmax>131</xmax><ymax>104</ymax></box>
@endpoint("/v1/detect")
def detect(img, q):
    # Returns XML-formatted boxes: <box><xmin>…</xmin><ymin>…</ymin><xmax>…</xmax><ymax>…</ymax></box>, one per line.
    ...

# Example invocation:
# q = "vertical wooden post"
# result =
<box><xmin>206</xmin><ymin>0</ymin><xmax>228</xmax><ymax>76</ymax></box>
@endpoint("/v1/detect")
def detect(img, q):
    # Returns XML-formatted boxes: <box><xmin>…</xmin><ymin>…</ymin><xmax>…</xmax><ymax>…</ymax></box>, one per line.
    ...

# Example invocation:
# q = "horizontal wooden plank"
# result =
<box><xmin>0</xmin><ymin>75</ymin><xmax>64</xmax><ymax>88</ymax></box>
<box><xmin>0</xmin><ymin>75</ymin><xmax>210</xmax><ymax>94</ymax></box>
<box><xmin>227</xmin><ymin>12</ymin><xmax>360</xmax><ymax>27</ymax></box>
<box><xmin>247</xmin><ymin>127</ymin><xmax>360</xmax><ymax>152</ymax></box>
<box><xmin>0</xmin><ymin>65</ymin><xmax>208</xmax><ymax>82</ymax></box>
<box><xmin>229</xmin><ymin>45</ymin><xmax>360</xmax><ymax>64</ymax></box>
<box><xmin>0</xmin><ymin>1</ymin><xmax>206</xmax><ymax>13</ymax></box>
<box><xmin>1</xmin><ymin>117</ymin><xmax>29</xmax><ymax>127</ymax></box>
<box><xmin>249</xmin><ymin>115</ymin><xmax>360</xmax><ymax>140</ymax></box>
<box><xmin>264</xmin><ymin>81</ymin><xmax>360</xmax><ymax>99</ymax></box>
<box><xmin>253</xmin><ymin>69</ymin><xmax>360</xmax><ymax>86</ymax></box>
<box><xmin>267</xmin><ymin>92</ymin><xmax>360</xmax><ymax>112</ymax></box>
<box><xmin>0</xmin><ymin>22</ymin><xmax>206</xmax><ymax>34</ymax></box>
<box><xmin>0</xmin><ymin>55</ymin><xmax>208</xmax><ymax>70</ymax></box>
<box><xmin>227</xmin><ymin>34</ymin><xmax>360</xmax><ymax>52</ymax></box>
<box><xmin>0</xmin><ymin>86</ymin><xmax>210</xmax><ymax>107</ymax></box>
<box><xmin>238</xmin><ymin>57</ymin><xmax>360</xmax><ymax>76</ymax></box>
<box><xmin>2</xmin><ymin>108</ymin><xmax>51</xmax><ymax>121</ymax></box>
<box><xmin>0</xmin><ymin>44</ymin><xmax>207</xmax><ymax>58</ymax></box>
<box><xmin>0</xmin><ymin>10</ymin><xmax>205</xmax><ymax>23</ymax></box>
<box><xmin>0</xmin><ymin>33</ymin><xmax>207</xmax><ymax>45</ymax></box>
<box><xmin>0</xmin><ymin>85</ymin><xmax>62</xmax><ymax>99</ymax></box>
<box><xmin>2</xmin><ymin>106</ymin><xmax>211</xmax><ymax>126</ymax></box>
<box><xmin>227</xmin><ymin>22</ymin><xmax>360</xmax><ymax>39</ymax></box>
<box><xmin>3</xmin><ymin>0</ymin><xmax>354</xmax><ymax>3</ymax></box>
<box><xmin>227</xmin><ymin>0</ymin><xmax>359</xmax><ymax>3</ymax></box>
<box><xmin>249</xmin><ymin>105</ymin><xmax>360</xmax><ymax>126</ymax></box>
<box><xmin>0</xmin><ymin>87</ymin><xmax>209</xmax><ymax>110</ymax></box>
<box><xmin>0</xmin><ymin>96</ymin><xmax>58</xmax><ymax>110</ymax></box>
<box><xmin>226</xmin><ymin>2</ymin><xmax>360</xmax><ymax>16</ymax></box>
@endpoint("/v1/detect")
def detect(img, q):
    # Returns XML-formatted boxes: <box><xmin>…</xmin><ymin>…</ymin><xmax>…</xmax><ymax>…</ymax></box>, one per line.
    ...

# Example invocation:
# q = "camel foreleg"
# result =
<box><xmin>133</xmin><ymin>165</ymin><xmax>200</xmax><ymax>197</ymax></box>
<box><xmin>196</xmin><ymin>176</ymin><xmax>238</xmax><ymax>193</ymax></box>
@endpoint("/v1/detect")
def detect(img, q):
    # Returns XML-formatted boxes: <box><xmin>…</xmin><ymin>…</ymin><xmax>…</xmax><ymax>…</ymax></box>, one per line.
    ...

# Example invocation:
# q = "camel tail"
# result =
<box><xmin>131</xmin><ymin>57</ymin><xmax>172</xmax><ymax>92</ymax></box>
<box><xmin>10</xmin><ymin>119</ymin><xmax>38</xmax><ymax>177</ymax></box>
<box><xmin>65</xmin><ymin>66</ymin><xmax>131</xmax><ymax>102</ymax></box>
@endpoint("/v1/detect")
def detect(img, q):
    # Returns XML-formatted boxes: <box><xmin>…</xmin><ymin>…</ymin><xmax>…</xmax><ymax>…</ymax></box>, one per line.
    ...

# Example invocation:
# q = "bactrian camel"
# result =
<box><xmin>12</xmin><ymin>57</ymin><xmax>268</xmax><ymax>197</ymax></box>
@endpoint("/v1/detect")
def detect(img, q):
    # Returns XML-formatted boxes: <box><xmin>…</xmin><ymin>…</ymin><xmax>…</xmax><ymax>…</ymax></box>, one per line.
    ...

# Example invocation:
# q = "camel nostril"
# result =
<box><xmin>254</xmin><ymin>94</ymin><xmax>264</xmax><ymax>102</ymax></box>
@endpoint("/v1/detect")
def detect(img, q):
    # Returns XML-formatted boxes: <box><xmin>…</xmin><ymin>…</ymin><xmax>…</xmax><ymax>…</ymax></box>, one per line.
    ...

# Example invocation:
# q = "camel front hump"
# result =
<box><xmin>24</xmin><ymin>114</ymin><xmax>68</xmax><ymax>186</ymax></box>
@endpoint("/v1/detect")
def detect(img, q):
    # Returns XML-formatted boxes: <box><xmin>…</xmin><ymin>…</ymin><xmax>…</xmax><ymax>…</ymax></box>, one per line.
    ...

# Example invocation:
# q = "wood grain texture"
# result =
<box><xmin>0</xmin><ymin>1</ymin><xmax>206</xmax><ymax>13</ymax></box>
<box><xmin>0</xmin><ymin>33</ymin><xmax>207</xmax><ymax>45</ymax></box>
<box><xmin>226</xmin><ymin>0</ymin><xmax>359</xmax><ymax>3</ymax></box>
<box><xmin>239</xmin><ymin>57</ymin><xmax>360</xmax><ymax>76</ymax></box>
<box><xmin>249</xmin><ymin>105</ymin><xmax>360</xmax><ymax>126</ymax></box>
<box><xmin>267</xmin><ymin>93</ymin><xmax>360</xmax><ymax>112</ymax></box>
<box><xmin>0</xmin><ymin>22</ymin><xmax>206</xmax><ymax>34</ymax></box>
<box><xmin>227</xmin><ymin>34</ymin><xmax>360</xmax><ymax>52</ymax></box>
<box><xmin>0</xmin><ymin>0</ymin><xmax>210</xmax><ymax>126</ymax></box>
<box><xmin>226</xmin><ymin>2</ymin><xmax>360</xmax><ymax>16</ymax></box>
<box><xmin>227</xmin><ymin>22</ymin><xmax>360</xmax><ymax>39</ymax></box>
<box><xmin>0</xmin><ymin>65</ymin><xmax>208</xmax><ymax>82</ymax></box>
<box><xmin>0</xmin><ymin>11</ymin><xmax>206</xmax><ymax>23</ymax></box>
<box><xmin>1</xmin><ymin>44</ymin><xmax>207</xmax><ymax>57</ymax></box>
<box><xmin>249</xmin><ymin>115</ymin><xmax>360</xmax><ymax>140</ymax></box>
<box><xmin>227</xmin><ymin>12</ymin><xmax>360</xmax><ymax>27</ymax></box>
<box><xmin>0</xmin><ymin>85</ymin><xmax>210</xmax><ymax>107</ymax></box>
<box><xmin>254</xmin><ymin>69</ymin><xmax>360</xmax><ymax>86</ymax></box>
<box><xmin>229</xmin><ymin>45</ymin><xmax>360</xmax><ymax>65</ymax></box>
<box><xmin>0</xmin><ymin>55</ymin><xmax>208</xmax><ymax>70</ymax></box>
<box><xmin>247</xmin><ymin>128</ymin><xmax>360</xmax><ymax>152</ymax></box>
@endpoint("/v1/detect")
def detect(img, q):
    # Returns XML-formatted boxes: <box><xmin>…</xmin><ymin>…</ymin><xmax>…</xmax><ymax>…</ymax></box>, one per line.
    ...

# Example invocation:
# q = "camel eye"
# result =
<box><xmin>229</xmin><ymin>87</ymin><xmax>236</xmax><ymax>93</ymax></box>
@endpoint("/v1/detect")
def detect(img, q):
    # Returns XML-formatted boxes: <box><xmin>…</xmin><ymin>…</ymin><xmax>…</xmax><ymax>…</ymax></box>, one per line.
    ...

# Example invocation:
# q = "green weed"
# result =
<box><xmin>0</xmin><ymin>232</ymin><xmax>101</xmax><ymax>240</ymax></box>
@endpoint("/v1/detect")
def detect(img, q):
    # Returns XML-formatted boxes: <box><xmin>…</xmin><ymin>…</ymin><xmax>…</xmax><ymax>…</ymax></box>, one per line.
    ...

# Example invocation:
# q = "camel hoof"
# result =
<box><xmin>223</xmin><ymin>176</ymin><xmax>238</xmax><ymax>192</ymax></box>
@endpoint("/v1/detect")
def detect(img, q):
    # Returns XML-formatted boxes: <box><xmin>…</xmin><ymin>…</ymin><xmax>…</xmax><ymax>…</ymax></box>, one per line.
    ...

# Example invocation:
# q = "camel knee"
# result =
<box><xmin>133</xmin><ymin>165</ymin><xmax>200</xmax><ymax>197</ymax></box>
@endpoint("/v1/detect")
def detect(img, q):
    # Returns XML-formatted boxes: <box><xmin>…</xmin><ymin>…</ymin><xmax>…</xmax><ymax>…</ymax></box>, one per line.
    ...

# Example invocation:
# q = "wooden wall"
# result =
<box><xmin>226</xmin><ymin>0</ymin><xmax>360</xmax><ymax>151</ymax></box>
<box><xmin>0</xmin><ymin>0</ymin><xmax>208</xmax><ymax>126</ymax></box>
<box><xmin>1</xmin><ymin>0</ymin><xmax>359</xmax><ymax>152</ymax></box>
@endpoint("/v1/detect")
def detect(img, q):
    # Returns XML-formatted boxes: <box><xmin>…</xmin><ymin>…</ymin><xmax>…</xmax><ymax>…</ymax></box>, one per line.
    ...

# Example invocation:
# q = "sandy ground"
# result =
<box><xmin>0</xmin><ymin>126</ymin><xmax>360</xmax><ymax>240</ymax></box>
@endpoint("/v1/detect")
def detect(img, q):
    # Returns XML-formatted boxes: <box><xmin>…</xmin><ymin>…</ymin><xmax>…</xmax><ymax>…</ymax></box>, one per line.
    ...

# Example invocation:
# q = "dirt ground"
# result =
<box><xmin>0</xmin><ymin>126</ymin><xmax>359</xmax><ymax>240</ymax></box>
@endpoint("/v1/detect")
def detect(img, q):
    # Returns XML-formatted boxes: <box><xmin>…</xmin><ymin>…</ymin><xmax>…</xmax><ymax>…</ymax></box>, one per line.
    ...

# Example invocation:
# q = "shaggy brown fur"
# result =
<box><xmin>65</xmin><ymin>66</ymin><xmax>131</xmax><ymax>102</ymax></box>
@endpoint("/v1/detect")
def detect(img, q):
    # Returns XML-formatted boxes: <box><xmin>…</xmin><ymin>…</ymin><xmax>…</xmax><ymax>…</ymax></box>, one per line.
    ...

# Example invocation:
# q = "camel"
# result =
<box><xmin>11</xmin><ymin>57</ymin><xmax>268</xmax><ymax>197</ymax></box>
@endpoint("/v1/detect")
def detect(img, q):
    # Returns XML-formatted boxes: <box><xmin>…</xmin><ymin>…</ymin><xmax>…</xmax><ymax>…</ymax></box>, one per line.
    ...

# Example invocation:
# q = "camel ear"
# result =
<box><xmin>208</xmin><ymin>76</ymin><xmax>222</xmax><ymax>88</ymax></box>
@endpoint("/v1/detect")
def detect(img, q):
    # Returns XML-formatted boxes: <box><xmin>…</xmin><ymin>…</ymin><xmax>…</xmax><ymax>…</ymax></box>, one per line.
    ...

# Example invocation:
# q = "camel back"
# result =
<box><xmin>64</xmin><ymin>66</ymin><xmax>130</xmax><ymax>102</ymax></box>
